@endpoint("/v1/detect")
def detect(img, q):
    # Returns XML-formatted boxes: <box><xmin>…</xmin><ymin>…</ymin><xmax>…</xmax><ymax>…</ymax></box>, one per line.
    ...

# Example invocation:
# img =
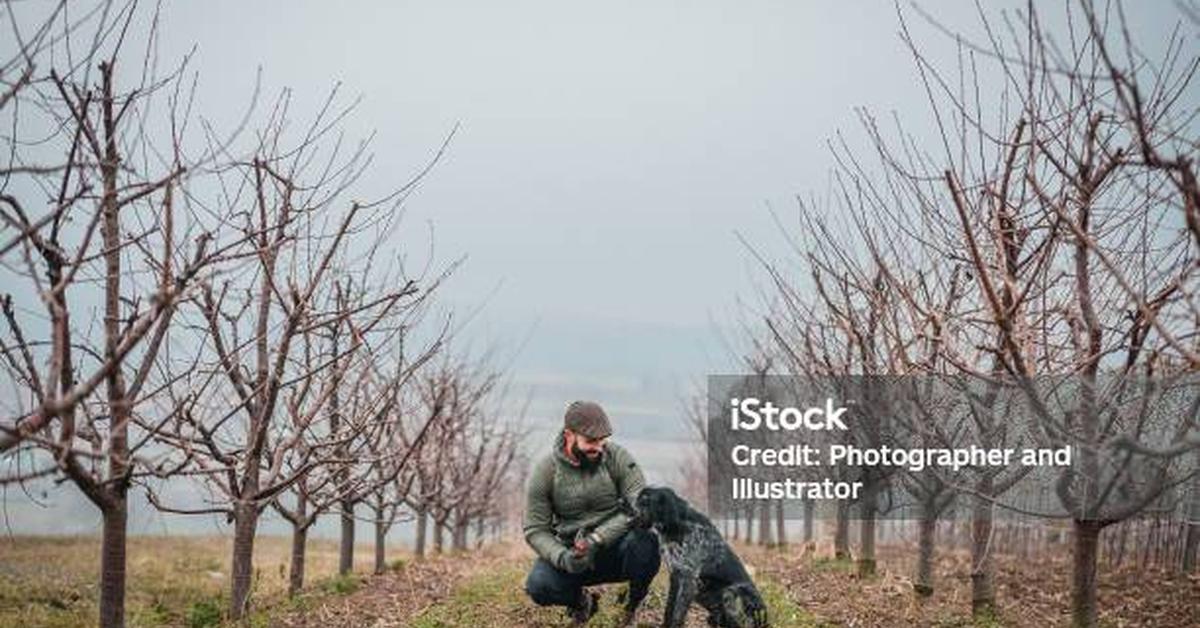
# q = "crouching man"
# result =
<box><xmin>523</xmin><ymin>401</ymin><xmax>661</xmax><ymax>626</ymax></box>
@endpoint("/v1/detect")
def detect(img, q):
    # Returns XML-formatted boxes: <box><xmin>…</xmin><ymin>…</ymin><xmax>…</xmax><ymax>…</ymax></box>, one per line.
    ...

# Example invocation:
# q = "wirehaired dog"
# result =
<box><xmin>626</xmin><ymin>487</ymin><xmax>769</xmax><ymax>628</ymax></box>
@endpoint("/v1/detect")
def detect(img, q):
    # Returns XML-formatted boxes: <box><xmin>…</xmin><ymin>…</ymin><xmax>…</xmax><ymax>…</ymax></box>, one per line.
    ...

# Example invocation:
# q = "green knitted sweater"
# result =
<box><xmin>522</xmin><ymin>431</ymin><xmax>646</xmax><ymax>567</ymax></box>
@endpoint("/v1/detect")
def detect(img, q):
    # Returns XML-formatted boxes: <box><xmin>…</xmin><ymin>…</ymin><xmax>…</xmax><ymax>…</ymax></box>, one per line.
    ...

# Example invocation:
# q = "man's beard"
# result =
<box><xmin>573</xmin><ymin>443</ymin><xmax>602</xmax><ymax>471</ymax></box>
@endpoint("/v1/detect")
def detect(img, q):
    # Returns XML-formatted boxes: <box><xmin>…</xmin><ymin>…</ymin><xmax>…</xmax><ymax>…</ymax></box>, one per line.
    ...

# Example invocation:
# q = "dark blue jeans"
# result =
<box><xmin>524</xmin><ymin>528</ymin><xmax>661</xmax><ymax>611</ymax></box>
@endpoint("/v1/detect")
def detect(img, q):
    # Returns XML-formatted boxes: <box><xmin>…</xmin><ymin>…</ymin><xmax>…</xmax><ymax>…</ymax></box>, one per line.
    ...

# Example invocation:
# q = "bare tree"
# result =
<box><xmin>140</xmin><ymin>87</ymin><xmax>452</xmax><ymax>616</ymax></box>
<box><xmin>746</xmin><ymin>4</ymin><xmax>1198</xmax><ymax>625</ymax></box>
<box><xmin>0</xmin><ymin>3</ymin><xmax>257</xmax><ymax>625</ymax></box>
<box><xmin>883</xmin><ymin>2</ymin><xmax>1200</xmax><ymax>624</ymax></box>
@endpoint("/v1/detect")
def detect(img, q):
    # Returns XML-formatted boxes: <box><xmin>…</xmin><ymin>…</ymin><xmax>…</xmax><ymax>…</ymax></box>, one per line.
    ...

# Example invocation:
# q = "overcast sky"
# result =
<box><xmin>3</xmin><ymin>0</ymin><xmax>1187</xmax><ymax>536</ymax></box>
<box><xmin>155</xmin><ymin>0</ymin><xmax>1188</xmax><ymax>481</ymax></box>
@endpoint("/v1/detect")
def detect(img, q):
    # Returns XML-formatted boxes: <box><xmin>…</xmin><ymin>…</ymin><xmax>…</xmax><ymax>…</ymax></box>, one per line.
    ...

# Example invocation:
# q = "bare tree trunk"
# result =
<box><xmin>1072</xmin><ymin>521</ymin><xmax>1103</xmax><ymax>628</ymax></box>
<box><xmin>230</xmin><ymin>502</ymin><xmax>259</xmax><ymax>619</ymax></box>
<box><xmin>858</xmin><ymin>482</ymin><xmax>877</xmax><ymax>577</ymax></box>
<box><xmin>98</xmin><ymin>84</ymin><xmax>131</xmax><ymax>628</ymax></box>
<box><xmin>452</xmin><ymin>514</ymin><xmax>469</xmax><ymax>551</ymax></box>
<box><xmin>1184</xmin><ymin>454</ymin><xmax>1200</xmax><ymax>572</ymax></box>
<box><xmin>451</xmin><ymin>523</ymin><xmax>465</xmax><ymax>552</ymax></box>
<box><xmin>98</xmin><ymin>501</ymin><xmax>127</xmax><ymax>628</ymax></box>
<box><xmin>474</xmin><ymin>516</ymin><xmax>486</xmax><ymax>549</ymax></box>
<box><xmin>834</xmin><ymin>501</ymin><xmax>851</xmax><ymax>560</ymax></box>
<box><xmin>802</xmin><ymin>499</ymin><xmax>815</xmax><ymax>549</ymax></box>
<box><xmin>289</xmin><ymin>524</ymin><xmax>308</xmax><ymax>596</ymax></box>
<box><xmin>775</xmin><ymin>500</ymin><xmax>786</xmax><ymax>547</ymax></box>
<box><xmin>433</xmin><ymin>516</ymin><xmax>445</xmax><ymax>553</ymax></box>
<box><xmin>914</xmin><ymin>506</ymin><xmax>936</xmax><ymax>597</ymax></box>
<box><xmin>1185</xmin><ymin>521</ymin><xmax>1199</xmax><ymax>573</ymax></box>
<box><xmin>414</xmin><ymin>505</ymin><xmax>428</xmax><ymax>559</ymax></box>
<box><xmin>732</xmin><ymin>506</ymin><xmax>740</xmax><ymax>541</ymax></box>
<box><xmin>339</xmin><ymin>498</ymin><xmax>355</xmax><ymax>575</ymax></box>
<box><xmin>374</xmin><ymin>504</ymin><xmax>387</xmax><ymax>575</ymax></box>
<box><xmin>758</xmin><ymin>500</ymin><xmax>772</xmax><ymax>546</ymax></box>
<box><xmin>1113</xmin><ymin>522</ymin><xmax>1128</xmax><ymax>568</ymax></box>
<box><xmin>970</xmin><ymin>483</ymin><xmax>996</xmax><ymax>619</ymax></box>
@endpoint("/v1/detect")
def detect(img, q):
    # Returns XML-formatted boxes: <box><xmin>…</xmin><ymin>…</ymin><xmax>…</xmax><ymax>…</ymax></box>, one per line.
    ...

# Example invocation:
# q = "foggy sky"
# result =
<box><xmin>2</xmin><ymin>0</ymin><xmax>1187</xmax><ymax>536</ymax></box>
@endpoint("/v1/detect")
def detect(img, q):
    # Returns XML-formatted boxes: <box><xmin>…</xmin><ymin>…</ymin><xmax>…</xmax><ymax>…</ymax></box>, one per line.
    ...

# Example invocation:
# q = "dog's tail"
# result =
<box><xmin>721</xmin><ymin>582</ymin><xmax>769</xmax><ymax>628</ymax></box>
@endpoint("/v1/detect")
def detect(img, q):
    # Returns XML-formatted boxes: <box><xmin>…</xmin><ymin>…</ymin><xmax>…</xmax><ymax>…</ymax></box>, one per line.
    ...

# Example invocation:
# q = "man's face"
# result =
<box><xmin>566</xmin><ymin>429</ymin><xmax>607</xmax><ymax>468</ymax></box>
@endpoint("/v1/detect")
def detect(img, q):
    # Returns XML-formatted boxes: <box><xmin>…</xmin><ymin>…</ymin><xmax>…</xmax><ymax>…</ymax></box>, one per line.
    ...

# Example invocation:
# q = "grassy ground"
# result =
<box><xmin>405</xmin><ymin>555</ymin><xmax>821</xmax><ymax>628</ymax></box>
<box><xmin>257</xmin><ymin>539</ymin><xmax>1200</xmax><ymax>628</ymax></box>
<box><xmin>269</xmin><ymin>541</ymin><xmax>822</xmax><ymax>628</ymax></box>
<box><xmin>0</xmin><ymin>534</ymin><xmax>386</xmax><ymax>627</ymax></box>
<box><xmin>3</xmin><ymin>535</ymin><xmax>1197</xmax><ymax>627</ymax></box>
<box><xmin>739</xmin><ymin>541</ymin><xmax>1200</xmax><ymax>627</ymax></box>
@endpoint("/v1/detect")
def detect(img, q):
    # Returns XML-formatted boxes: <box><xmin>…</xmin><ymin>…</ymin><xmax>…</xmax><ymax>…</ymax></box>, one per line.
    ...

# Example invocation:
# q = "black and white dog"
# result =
<box><xmin>626</xmin><ymin>487</ymin><xmax>769</xmax><ymax>628</ymax></box>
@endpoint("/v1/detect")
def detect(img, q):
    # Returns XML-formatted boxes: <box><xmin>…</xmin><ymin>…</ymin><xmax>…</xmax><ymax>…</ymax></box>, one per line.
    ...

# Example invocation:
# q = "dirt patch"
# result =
<box><xmin>263</xmin><ymin>539</ymin><xmax>1199</xmax><ymax>627</ymax></box>
<box><xmin>740</xmin><ymin>541</ymin><xmax>1200</xmax><ymax>627</ymax></box>
<box><xmin>267</xmin><ymin>544</ymin><xmax>519</xmax><ymax>627</ymax></box>
<box><xmin>272</xmin><ymin>541</ymin><xmax>817</xmax><ymax>628</ymax></box>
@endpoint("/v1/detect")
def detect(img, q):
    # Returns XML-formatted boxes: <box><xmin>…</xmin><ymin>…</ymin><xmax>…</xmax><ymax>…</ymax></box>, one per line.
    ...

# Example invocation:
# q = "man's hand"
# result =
<box><xmin>557</xmin><ymin>548</ymin><xmax>594</xmax><ymax>574</ymax></box>
<box><xmin>572</xmin><ymin>531</ymin><xmax>600</xmax><ymax>557</ymax></box>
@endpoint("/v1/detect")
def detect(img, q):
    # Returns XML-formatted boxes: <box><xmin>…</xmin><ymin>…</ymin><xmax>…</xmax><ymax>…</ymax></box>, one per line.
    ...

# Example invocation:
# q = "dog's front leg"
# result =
<box><xmin>662</xmin><ymin>569</ymin><xmax>699</xmax><ymax>628</ymax></box>
<box><xmin>663</xmin><ymin>571</ymin><xmax>679</xmax><ymax>626</ymax></box>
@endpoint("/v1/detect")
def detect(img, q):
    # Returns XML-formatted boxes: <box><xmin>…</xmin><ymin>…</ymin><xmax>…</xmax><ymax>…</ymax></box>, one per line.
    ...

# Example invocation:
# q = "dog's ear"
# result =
<box><xmin>619</xmin><ymin>492</ymin><xmax>639</xmax><ymax>516</ymax></box>
<box><xmin>660</xmin><ymin>489</ymin><xmax>685</xmax><ymax>530</ymax></box>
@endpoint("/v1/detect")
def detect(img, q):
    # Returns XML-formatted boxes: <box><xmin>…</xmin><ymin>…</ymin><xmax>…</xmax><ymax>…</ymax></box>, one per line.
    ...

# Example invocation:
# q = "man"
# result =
<box><xmin>523</xmin><ymin>400</ymin><xmax>661</xmax><ymax>626</ymax></box>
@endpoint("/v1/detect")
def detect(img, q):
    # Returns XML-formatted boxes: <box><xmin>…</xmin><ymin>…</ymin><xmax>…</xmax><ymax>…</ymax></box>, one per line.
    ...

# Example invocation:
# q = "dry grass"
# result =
<box><xmin>739</xmin><ymin>540</ymin><xmax>1200</xmax><ymax>627</ymax></box>
<box><xmin>0</xmin><ymin>534</ymin><xmax>396</xmax><ymax>627</ymax></box>
<box><xmin>4</xmin><ymin>535</ymin><xmax>1197</xmax><ymax>627</ymax></box>
<box><xmin>272</xmin><ymin>541</ymin><xmax>821</xmax><ymax>628</ymax></box>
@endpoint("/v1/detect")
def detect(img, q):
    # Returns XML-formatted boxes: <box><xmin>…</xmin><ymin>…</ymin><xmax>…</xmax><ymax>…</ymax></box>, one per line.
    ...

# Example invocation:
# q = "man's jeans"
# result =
<box><xmin>524</xmin><ymin>528</ymin><xmax>661</xmax><ymax>611</ymax></box>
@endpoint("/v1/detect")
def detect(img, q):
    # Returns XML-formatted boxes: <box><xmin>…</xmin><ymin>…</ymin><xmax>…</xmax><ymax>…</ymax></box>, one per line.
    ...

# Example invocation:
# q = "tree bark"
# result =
<box><xmin>802</xmin><ymin>499</ymin><xmax>815</xmax><ymax>548</ymax></box>
<box><xmin>433</xmin><ymin>516</ymin><xmax>445</xmax><ymax>553</ymax></box>
<box><xmin>452</xmin><ymin>515</ymin><xmax>469</xmax><ymax>551</ymax></box>
<box><xmin>230</xmin><ymin>502</ymin><xmax>259</xmax><ymax>619</ymax></box>
<box><xmin>970</xmin><ymin>483</ymin><xmax>996</xmax><ymax>618</ymax></box>
<box><xmin>339</xmin><ymin>498</ymin><xmax>355</xmax><ymax>575</ymax></box>
<box><xmin>289</xmin><ymin>524</ymin><xmax>308</xmax><ymax>597</ymax></box>
<box><xmin>98</xmin><ymin>500</ymin><xmax>128</xmax><ymax>628</ymax></box>
<box><xmin>374</xmin><ymin>505</ymin><xmax>387</xmax><ymax>575</ymax></box>
<box><xmin>414</xmin><ymin>505</ymin><xmax>428</xmax><ymax>559</ymax></box>
<box><xmin>834</xmin><ymin>500</ymin><xmax>851</xmax><ymax>560</ymax></box>
<box><xmin>914</xmin><ymin>508</ymin><xmax>936</xmax><ymax>597</ymax></box>
<box><xmin>474</xmin><ymin>516</ymin><xmax>486</xmax><ymax>549</ymax></box>
<box><xmin>1072</xmin><ymin>521</ymin><xmax>1103</xmax><ymax>628</ymax></box>
<box><xmin>858</xmin><ymin>482</ymin><xmax>877</xmax><ymax>577</ymax></box>
<box><xmin>1183</xmin><ymin>453</ymin><xmax>1200</xmax><ymax>572</ymax></box>
<box><xmin>1185</xmin><ymin>520</ymin><xmax>1199</xmax><ymax>573</ymax></box>
<box><xmin>775</xmin><ymin>500</ymin><xmax>786</xmax><ymax>547</ymax></box>
<box><xmin>97</xmin><ymin>68</ymin><xmax>131</xmax><ymax>628</ymax></box>
<box><xmin>758</xmin><ymin>500</ymin><xmax>772</xmax><ymax>546</ymax></box>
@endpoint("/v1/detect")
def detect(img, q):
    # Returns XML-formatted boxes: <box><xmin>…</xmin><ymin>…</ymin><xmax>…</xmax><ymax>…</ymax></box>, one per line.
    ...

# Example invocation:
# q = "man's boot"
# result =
<box><xmin>568</xmin><ymin>589</ymin><xmax>599</xmax><ymax>625</ymax></box>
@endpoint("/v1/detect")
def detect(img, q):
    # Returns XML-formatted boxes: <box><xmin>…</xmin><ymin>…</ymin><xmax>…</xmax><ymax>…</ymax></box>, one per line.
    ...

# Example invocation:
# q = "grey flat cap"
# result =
<box><xmin>564</xmin><ymin>400</ymin><xmax>613</xmax><ymax>439</ymax></box>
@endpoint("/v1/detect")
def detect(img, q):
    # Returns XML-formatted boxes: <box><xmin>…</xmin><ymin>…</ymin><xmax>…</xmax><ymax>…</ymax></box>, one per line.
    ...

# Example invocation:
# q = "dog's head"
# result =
<box><xmin>630</xmin><ymin>486</ymin><xmax>689</xmax><ymax>535</ymax></box>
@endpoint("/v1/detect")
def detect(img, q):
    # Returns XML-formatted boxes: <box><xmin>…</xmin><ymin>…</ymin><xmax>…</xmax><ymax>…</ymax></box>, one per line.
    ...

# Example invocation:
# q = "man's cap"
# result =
<box><xmin>564</xmin><ymin>400</ymin><xmax>613</xmax><ymax>439</ymax></box>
